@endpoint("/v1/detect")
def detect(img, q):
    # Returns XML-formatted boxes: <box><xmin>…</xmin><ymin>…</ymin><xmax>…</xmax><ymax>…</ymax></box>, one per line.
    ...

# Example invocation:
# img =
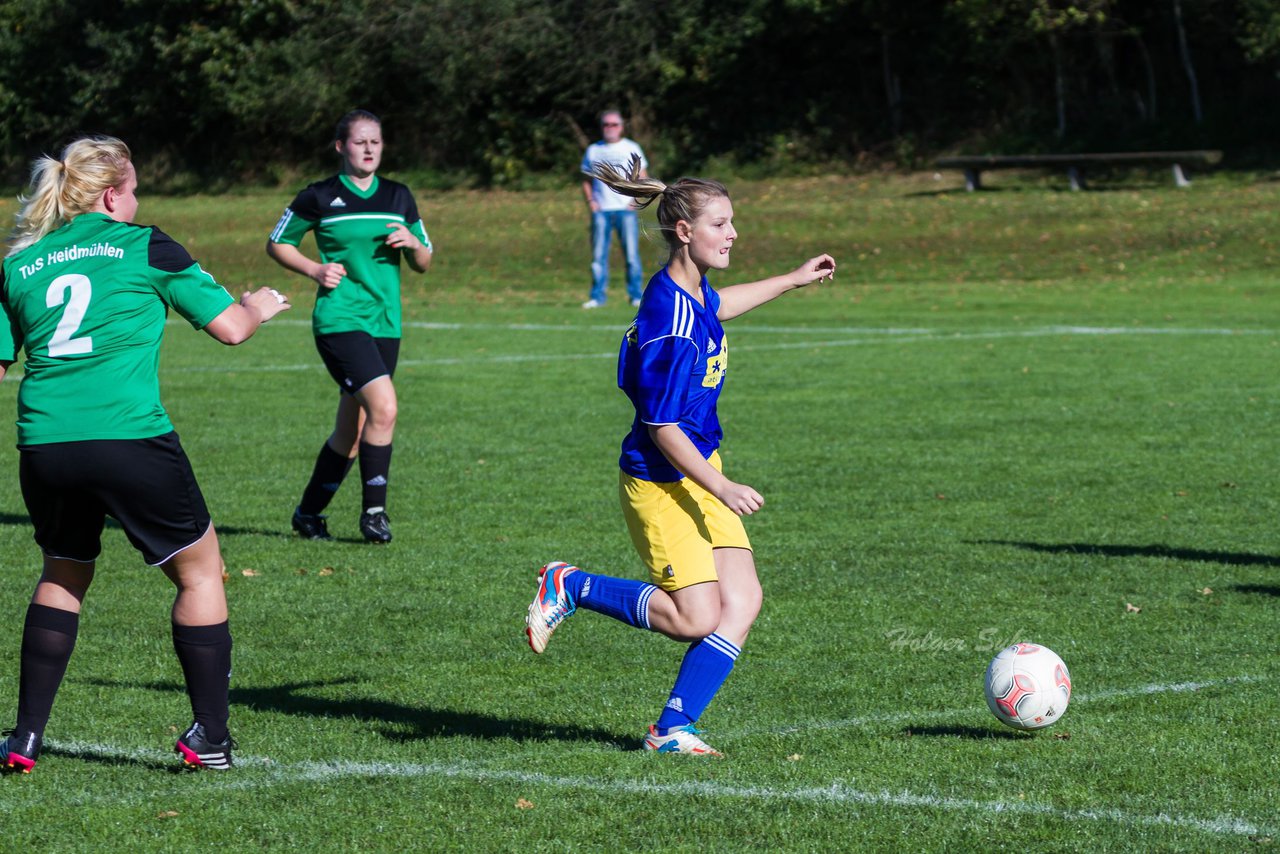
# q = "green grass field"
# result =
<box><xmin>0</xmin><ymin>170</ymin><xmax>1276</xmax><ymax>851</ymax></box>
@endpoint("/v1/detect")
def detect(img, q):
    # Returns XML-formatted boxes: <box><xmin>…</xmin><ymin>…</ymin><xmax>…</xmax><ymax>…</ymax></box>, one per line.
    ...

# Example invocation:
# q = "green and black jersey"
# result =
<box><xmin>269</xmin><ymin>174</ymin><xmax>431</xmax><ymax>338</ymax></box>
<box><xmin>0</xmin><ymin>212</ymin><xmax>234</xmax><ymax>445</ymax></box>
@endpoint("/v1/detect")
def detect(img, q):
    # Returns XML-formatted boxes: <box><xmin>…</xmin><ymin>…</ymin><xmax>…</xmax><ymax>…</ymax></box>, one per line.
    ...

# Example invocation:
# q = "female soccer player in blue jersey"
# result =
<box><xmin>0</xmin><ymin>136</ymin><xmax>291</xmax><ymax>772</ymax></box>
<box><xmin>267</xmin><ymin>110</ymin><xmax>433</xmax><ymax>544</ymax></box>
<box><xmin>526</xmin><ymin>157</ymin><xmax>835</xmax><ymax>756</ymax></box>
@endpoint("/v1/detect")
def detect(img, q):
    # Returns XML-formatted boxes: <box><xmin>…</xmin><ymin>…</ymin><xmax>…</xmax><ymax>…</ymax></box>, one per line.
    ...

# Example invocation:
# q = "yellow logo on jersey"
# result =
<box><xmin>702</xmin><ymin>335</ymin><xmax>727</xmax><ymax>388</ymax></box>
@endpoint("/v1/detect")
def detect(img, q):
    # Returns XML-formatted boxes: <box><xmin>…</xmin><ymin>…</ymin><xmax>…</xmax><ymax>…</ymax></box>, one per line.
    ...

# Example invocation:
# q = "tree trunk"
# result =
<box><xmin>881</xmin><ymin>31</ymin><xmax>903</xmax><ymax>137</ymax></box>
<box><xmin>1051</xmin><ymin>33</ymin><xmax>1067</xmax><ymax>139</ymax></box>
<box><xmin>1172</xmin><ymin>0</ymin><xmax>1203</xmax><ymax>124</ymax></box>
<box><xmin>1134</xmin><ymin>32</ymin><xmax>1158</xmax><ymax>121</ymax></box>
<box><xmin>1096</xmin><ymin>31</ymin><xmax>1122</xmax><ymax>116</ymax></box>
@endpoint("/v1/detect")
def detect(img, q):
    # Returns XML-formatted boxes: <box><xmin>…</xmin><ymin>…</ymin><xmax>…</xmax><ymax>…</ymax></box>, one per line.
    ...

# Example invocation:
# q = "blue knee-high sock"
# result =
<box><xmin>563</xmin><ymin>570</ymin><xmax>658</xmax><ymax>629</ymax></box>
<box><xmin>655</xmin><ymin>633</ymin><xmax>741</xmax><ymax>732</ymax></box>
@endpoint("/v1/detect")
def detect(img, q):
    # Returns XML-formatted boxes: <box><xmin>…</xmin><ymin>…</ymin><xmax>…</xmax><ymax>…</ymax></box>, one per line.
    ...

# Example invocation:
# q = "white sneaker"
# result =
<box><xmin>525</xmin><ymin>561</ymin><xmax>578</xmax><ymax>653</ymax></box>
<box><xmin>629</xmin><ymin>298</ymin><xmax>642</xmax><ymax>308</ymax></box>
<box><xmin>642</xmin><ymin>724</ymin><xmax>723</xmax><ymax>756</ymax></box>
<box><xmin>581</xmin><ymin>299</ymin><xmax>602</xmax><ymax>309</ymax></box>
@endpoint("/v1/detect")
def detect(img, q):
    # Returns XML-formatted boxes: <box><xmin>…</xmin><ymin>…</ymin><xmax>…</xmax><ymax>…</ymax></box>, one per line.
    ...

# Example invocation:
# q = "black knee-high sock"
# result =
<box><xmin>358</xmin><ymin>441</ymin><xmax>393</xmax><ymax>512</ymax></box>
<box><xmin>16</xmin><ymin>603</ymin><xmax>80</xmax><ymax>737</ymax></box>
<box><xmin>298</xmin><ymin>442</ymin><xmax>355</xmax><ymax>515</ymax></box>
<box><xmin>172</xmin><ymin>621</ymin><xmax>232</xmax><ymax>744</ymax></box>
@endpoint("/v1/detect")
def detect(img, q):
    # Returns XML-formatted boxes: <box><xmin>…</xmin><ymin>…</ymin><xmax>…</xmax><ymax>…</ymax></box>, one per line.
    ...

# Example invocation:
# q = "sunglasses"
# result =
<box><xmin>602</xmin><ymin>121</ymin><xmax>622</xmax><ymax>127</ymax></box>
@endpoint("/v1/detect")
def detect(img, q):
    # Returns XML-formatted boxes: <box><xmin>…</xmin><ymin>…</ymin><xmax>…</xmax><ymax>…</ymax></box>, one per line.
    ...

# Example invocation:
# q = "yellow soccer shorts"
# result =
<box><xmin>619</xmin><ymin>451</ymin><xmax>752</xmax><ymax>592</ymax></box>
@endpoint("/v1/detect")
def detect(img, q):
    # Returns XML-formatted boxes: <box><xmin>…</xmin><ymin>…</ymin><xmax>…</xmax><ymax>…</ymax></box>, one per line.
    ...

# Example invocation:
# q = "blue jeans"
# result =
<box><xmin>590</xmin><ymin>209</ymin><xmax>643</xmax><ymax>303</ymax></box>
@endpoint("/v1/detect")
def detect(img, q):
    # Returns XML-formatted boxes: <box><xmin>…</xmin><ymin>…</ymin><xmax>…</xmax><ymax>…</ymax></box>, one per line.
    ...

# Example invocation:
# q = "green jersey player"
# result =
<box><xmin>267</xmin><ymin>110</ymin><xmax>433</xmax><ymax>544</ymax></box>
<box><xmin>0</xmin><ymin>136</ymin><xmax>291</xmax><ymax>774</ymax></box>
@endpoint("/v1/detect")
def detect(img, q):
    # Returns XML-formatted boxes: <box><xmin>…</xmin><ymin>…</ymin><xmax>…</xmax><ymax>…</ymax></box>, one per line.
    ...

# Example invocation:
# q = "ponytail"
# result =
<box><xmin>585</xmin><ymin>155</ymin><xmax>729</xmax><ymax>255</ymax></box>
<box><xmin>7</xmin><ymin>136</ymin><xmax>132</xmax><ymax>256</ymax></box>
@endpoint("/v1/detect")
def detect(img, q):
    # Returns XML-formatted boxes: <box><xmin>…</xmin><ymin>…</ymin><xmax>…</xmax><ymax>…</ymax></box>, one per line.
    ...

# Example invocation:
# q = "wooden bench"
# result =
<box><xmin>935</xmin><ymin>150</ymin><xmax>1223</xmax><ymax>191</ymax></box>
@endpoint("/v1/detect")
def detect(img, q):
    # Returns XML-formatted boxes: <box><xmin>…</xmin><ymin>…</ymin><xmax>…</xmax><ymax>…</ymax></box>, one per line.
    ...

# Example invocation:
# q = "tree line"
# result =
<box><xmin>1</xmin><ymin>0</ymin><xmax>1277</xmax><ymax>187</ymax></box>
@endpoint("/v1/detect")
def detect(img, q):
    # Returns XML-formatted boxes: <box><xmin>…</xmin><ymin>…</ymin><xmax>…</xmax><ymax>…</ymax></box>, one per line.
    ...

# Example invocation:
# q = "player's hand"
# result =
<box><xmin>716</xmin><ymin>480</ymin><xmax>765</xmax><ymax>516</ymax></box>
<box><xmin>241</xmin><ymin>287</ymin><xmax>291</xmax><ymax>322</ymax></box>
<box><xmin>792</xmin><ymin>254</ymin><xmax>836</xmax><ymax>287</ymax></box>
<box><xmin>385</xmin><ymin>223</ymin><xmax>423</xmax><ymax>251</ymax></box>
<box><xmin>313</xmin><ymin>262</ymin><xmax>346</xmax><ymax>289</ymax></box>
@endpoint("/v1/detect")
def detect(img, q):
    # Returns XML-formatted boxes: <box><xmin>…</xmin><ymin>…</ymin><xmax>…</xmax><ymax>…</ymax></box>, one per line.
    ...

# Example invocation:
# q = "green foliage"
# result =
<box><xmin>1239</xmin><ymin>0</ymin><xmax>1280</xmax><ymax>61</ymax></box>
<box><xmin>2</xmin><ymin>0</ymin><xmax>1280</xmax><ymax>183</ymax></box>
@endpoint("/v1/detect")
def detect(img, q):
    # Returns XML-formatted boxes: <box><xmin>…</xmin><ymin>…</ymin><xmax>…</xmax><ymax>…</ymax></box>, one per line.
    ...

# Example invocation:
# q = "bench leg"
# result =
<box><xmin>964</xmin><ymin>169</ymin><xmax>981</xmax><ymax>192</ymax></box>
<box><xmin>1172</xmin><ymin>163</ymin><xmax>1191</xmax><ymax>188</ymax></box>
<box><xmin>1068</xmin><ymin>166</ymin><xmax>1086</xmax><ymax>191</ymax></box>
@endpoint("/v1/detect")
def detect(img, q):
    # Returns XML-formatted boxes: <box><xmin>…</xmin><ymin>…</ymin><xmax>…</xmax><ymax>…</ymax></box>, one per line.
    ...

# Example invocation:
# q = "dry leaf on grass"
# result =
<box><xmin>241</xmin><ymin>569</ymin><xmax>258</xmax><ymax>577</ymax></box>
<box><xmin>1125</xmin><ymin>602</ymin><xmax>1142</xmax><ymax>613</ymax></box>
<box><xmin>515</xmin><ymin>798</ymin><xmax>535</xmax><ymax>810</ymax></box>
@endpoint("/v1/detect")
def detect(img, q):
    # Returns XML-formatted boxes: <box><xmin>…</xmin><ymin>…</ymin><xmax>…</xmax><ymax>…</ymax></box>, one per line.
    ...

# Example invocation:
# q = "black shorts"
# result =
<box><xmin>315</xmin><ymin>332</ymin><xmax>400</xmax><ymax>395</ymax></box>
<box><xmin>18</xmin><ymin>432</ymin><xmax>212</xmax><ymax>566</ymax></box>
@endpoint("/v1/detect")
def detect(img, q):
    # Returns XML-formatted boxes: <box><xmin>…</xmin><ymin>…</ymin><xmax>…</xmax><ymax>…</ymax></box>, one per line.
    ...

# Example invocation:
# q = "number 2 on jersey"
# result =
<box><xmin>46</xmin><ymin>273</ymin><xmax>94</xmax><ymax>357</ymax></box>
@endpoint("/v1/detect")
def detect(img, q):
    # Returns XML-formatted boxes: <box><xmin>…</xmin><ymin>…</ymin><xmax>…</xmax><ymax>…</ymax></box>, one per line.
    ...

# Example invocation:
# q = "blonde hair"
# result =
<box><xmin>7</xmin><ymin>136</ymin><xmax>133</xmax><ymax>256</ymax></box>
<box><xmin>585</xmin><ymin>155</ymin><xmax>729</xmax><ymax>255</ymax></box>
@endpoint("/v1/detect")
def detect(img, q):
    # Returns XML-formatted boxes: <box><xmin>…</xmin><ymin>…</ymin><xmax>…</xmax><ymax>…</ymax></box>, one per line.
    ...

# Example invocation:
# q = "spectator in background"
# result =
<box><xmin>580</xmin><ymin>110</ymin><xmax>647</xmax><ymax>309</ymax></box>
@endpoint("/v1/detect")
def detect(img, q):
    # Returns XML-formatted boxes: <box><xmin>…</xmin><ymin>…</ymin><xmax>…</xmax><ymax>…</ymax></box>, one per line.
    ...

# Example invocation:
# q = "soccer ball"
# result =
<box><xmin>983</xmin><ymin>643</ymin><xmax>1072</xmax><ymax>731</ymax></box>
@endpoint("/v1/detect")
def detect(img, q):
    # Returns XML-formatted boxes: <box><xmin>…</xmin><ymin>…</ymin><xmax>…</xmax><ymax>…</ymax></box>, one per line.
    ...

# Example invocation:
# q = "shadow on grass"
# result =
<box><xmin>971</xmin><ymin>540</ymin><xmax>1280</xmax><ymax>568</ymax></box>
<box><xmin>43</xmin><ymin>742</ymin><xmax>179</xmax><ymax>773</ymax></box>
<box><xmin>0</xmin><ymin>514</ymin><xmax>361</xmax><ymax>546</ymax></box>
<box><xmin>85</xmin><ymin>677</ymin><xmax>634</xmax><ymax>750</ymax></box>
<box><xmin>0</xmin><ymin>513</ymin><xmax>371</xmax><ymax>546</ymax></box>
<box><xmin>215</xmin><ymin>523</ymin><xmax>296</xmax><ymax>540</ymax></box>
<box><xmin>216</xmin><ymin>524</ymin><xmax>375</xmax><ymax>545</ymax></box>
<box><xmin>1229</xmin><ymin>584</ymin><xmax>1280</xmax><ymax>597</ymax></box>
<box><xmin>900</xmin><ymin>724</ymin><xmax>1029</xmax><ymax>740</ymax></box>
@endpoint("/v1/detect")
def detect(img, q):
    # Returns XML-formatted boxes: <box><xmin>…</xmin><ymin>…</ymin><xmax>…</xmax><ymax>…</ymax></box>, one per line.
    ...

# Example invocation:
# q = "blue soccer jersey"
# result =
<box><xmin>618</xmin><ymin>267</ymin><xmax>728</xmax><ymax>482</ymax></box>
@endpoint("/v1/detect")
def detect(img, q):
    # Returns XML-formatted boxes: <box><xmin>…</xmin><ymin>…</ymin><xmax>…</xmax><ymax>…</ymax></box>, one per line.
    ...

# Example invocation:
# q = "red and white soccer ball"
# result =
<box><xmin>983</xmin><ymin>643</ymin><xmax>1072</xmax><ymax>731</ymax></box>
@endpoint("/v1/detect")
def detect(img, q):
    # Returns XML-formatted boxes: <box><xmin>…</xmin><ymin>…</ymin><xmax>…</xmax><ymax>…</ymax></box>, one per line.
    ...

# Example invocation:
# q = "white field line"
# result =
<box><xmin>230</xmin><ymin>760</ymin><xmax>1264</xmax><ymax>838</ymax></box>
<box><xmin>43</xmin><ymin>747</ymin><xmax>1270</xmax><ymax>839</ymax></box>
<box><xmin>737</xmin><ymin>675</ymin><xmax>1266</xmax><ymax>737</ymax></box>
<box><xmin>117</xmin><ymin>323</ymin><xmax>1271</xmax><ymax>378</ymax></box>
<box><xmin>267</xmin><ymin>319</ymin><xmax>1269</xmax><ymax>338</ymax></box>
<box><xmin>2</xmin><ymin>324</ymin><xmax>1267</xmax><ymax>380</ymax></box>
<box><xmin>40</xmin><ymin>674</ymin><xmax>1275</xmax><ymax>838</ymax></box>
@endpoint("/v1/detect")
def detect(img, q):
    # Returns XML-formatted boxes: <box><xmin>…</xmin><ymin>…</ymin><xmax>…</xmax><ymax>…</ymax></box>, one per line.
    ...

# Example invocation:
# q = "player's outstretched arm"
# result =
<box><xmin>716</xmin><ymin>254</ymin><xmax>836</xmax><ymax>321</ymax></box>
<box><xmin>649</xmin><ymin>424</ymin><xmax>764</xmax><ymax>516</ymax></box>
<box><xmin>204</xmin><ymin>287</ymin><xmax>291</xmax><ymax>345</ymax></box>
<box><xmin>265</xmin><ymin>240</ymin><xmax>346</xmax><ymax>289</ymax></box>
<box><xmin>0</xmin><ymin>360</ymin><xmax>11</xmax><ymax>382</ymax></box>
